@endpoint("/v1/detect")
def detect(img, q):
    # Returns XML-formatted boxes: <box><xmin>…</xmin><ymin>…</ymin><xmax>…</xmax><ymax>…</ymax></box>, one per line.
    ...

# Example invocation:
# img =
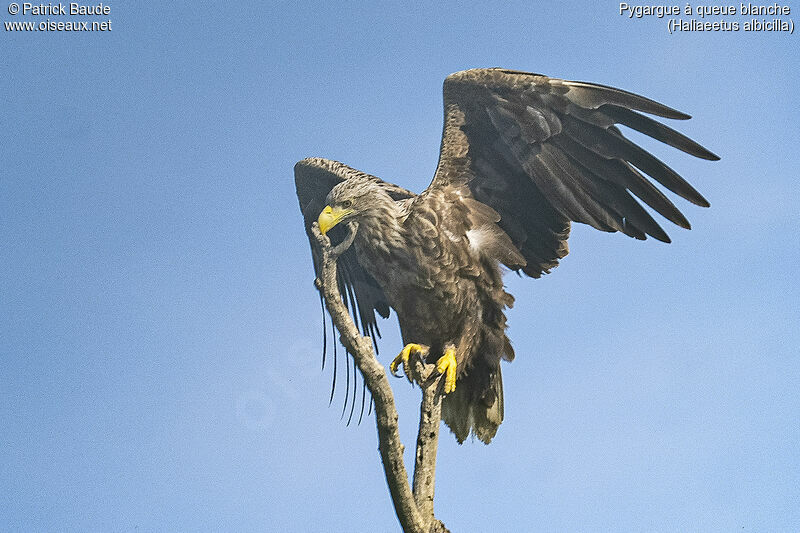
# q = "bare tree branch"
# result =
<box><xmin>311</xmin><ymin>222</ymin><xmax>449</xmax><ymax>533</ymax></box>
<box><xmin>413</xmin><ymin>380</ymin><xmax>444</xmax><ymax>526</ymax></box>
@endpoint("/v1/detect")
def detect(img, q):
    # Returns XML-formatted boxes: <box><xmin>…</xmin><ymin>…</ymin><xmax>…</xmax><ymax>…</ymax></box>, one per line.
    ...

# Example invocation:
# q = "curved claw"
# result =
<box><xmin>436</xmin><ymin>347</ymin><xmax>458</xmax><ymax>394</ymax></box>
<box><xmin>389</xmin><ymin>356</ymin><xmax>404</xmax><ymax>378</ymax></box>
<box><xmin>390</xmin><ymin>343</ymin><xmax>429</xmax><ymax>383</ymax></box>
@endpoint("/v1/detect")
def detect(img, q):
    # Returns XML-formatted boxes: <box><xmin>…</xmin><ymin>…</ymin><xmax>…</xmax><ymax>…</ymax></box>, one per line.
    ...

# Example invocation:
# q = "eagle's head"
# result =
<box><xmin>318</xmin><ymin>178</ymin><xmax>394</xmax><ymax>236</ymax></box>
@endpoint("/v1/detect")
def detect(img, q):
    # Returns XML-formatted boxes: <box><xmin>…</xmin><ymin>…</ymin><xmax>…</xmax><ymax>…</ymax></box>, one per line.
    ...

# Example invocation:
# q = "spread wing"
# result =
<box><xmin>430</xmin><ymin>68</ymin><xmax>719</xmax><ymax>278</ymax></box>
<box><xmin>294</xmin><ymin>157</ymin><xmax>415</xmax><ymax>346</ymax></box>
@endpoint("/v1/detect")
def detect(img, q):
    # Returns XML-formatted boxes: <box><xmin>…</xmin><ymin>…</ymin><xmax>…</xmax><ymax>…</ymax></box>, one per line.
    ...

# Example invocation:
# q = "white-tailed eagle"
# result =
<box><xmin>295</xmin><ymin>68</ymin><xmax>718</xmax><ymax>443</ymax></box>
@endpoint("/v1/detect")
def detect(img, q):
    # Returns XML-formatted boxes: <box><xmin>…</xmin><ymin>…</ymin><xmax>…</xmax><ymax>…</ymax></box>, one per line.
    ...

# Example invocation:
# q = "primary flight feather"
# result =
<box><xmin>295</xmin><ymin>68</ymin><xmax>718</xmax><ymax>443</ymax></box>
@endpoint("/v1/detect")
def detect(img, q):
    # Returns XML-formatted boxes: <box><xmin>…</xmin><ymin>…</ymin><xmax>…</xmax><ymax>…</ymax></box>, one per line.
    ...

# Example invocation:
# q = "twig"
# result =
<box><xmin>312</xmin><ymin>222</ymin><xmax>449</xmax><ymax>533</ymax></box>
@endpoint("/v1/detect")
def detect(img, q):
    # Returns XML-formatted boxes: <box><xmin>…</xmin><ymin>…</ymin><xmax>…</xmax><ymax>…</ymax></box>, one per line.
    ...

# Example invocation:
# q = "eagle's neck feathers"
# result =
<box><xmin>352</xmin><ymin>196</ymin><xmax>407</xmax><ymax>258</ymax></box>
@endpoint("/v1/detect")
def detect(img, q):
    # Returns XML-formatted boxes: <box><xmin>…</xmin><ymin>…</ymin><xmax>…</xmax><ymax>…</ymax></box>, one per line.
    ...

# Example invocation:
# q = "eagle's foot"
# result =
<box><xmin>436</xmin><ymin>347</ymin><xmax>457</xmax><ymax>394</ymax></box>
<box><xmin>390</xmin><ymin>343</ymin><xmax>430</xmax><ymax>383</ymax></box>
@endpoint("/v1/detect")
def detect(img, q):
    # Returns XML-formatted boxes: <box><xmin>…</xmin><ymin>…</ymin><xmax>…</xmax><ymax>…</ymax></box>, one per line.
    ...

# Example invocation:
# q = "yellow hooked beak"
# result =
<box><xmin>317</xmin><ymin>205</ymin><xmax>354</xmax><ymax>235</ymax></box>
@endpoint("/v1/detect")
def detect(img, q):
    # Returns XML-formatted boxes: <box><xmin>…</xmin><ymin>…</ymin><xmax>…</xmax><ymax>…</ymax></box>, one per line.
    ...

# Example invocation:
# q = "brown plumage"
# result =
<box><xmin>295</xmin><ymin>68</ymin><xmax>718</xmax><ymax>443</ymax></box>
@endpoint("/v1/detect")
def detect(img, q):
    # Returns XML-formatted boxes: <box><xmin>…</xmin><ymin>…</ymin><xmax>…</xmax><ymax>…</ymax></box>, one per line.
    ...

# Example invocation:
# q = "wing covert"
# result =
<box><xmin>430</xmin><ymin>68</ymin><xmax>719</xmax><ymax>277</ymax></box>
<box><xmin>295</xmin><ymin>158</ymin><xmax>414</xmax><ymax>345</ymax></box>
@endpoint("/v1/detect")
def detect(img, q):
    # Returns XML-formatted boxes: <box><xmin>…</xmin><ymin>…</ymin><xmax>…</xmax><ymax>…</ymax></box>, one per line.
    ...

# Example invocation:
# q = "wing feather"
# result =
<box><xmin>430</xmin><ymin>68</ymin><xmax>718</xmax><ymax>276</ymax></box>
<box><xmin>294</xmin><ymin>158</ymin><xmax>414</xmax><ymax>347</ymax></box>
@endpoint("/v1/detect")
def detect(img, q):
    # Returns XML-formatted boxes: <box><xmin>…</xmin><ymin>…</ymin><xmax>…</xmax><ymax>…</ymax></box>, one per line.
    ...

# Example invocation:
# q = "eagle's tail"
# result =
<box><xmin>441</xmin><ymin>363</ymin><xmax>504</xmax><ymax>444</ymax></box>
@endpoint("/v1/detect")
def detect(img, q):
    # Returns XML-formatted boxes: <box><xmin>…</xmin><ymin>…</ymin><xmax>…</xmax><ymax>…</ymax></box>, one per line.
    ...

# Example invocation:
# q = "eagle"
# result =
<box><xmin>295</xmin><ymin>68</ymin><xmax>718</xmax><ymax>444</ymax></box>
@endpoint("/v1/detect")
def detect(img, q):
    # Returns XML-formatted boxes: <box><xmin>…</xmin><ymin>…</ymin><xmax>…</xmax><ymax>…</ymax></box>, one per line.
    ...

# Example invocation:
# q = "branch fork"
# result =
<box><xmin>311</xmin><ymin>222</ymin><xmax>450</xmax><ymax>533</ymax></box>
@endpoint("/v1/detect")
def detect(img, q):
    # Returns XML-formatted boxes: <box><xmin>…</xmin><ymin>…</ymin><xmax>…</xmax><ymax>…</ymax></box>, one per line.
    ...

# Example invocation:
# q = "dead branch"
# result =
<box><xmin>311</xmin><ymin>221</ymin><xmax>449</xmax><ymax>533</ymax></box>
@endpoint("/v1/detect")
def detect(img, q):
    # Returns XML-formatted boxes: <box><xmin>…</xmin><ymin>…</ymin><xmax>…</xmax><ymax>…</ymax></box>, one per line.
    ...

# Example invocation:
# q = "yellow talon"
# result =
<box><xmin>390</xmin><ymin>343</ymin><xmax>428</xmax><ymax>380</ymax></box>
<box><xmin>437</xmin><ymin>347</ymin><xmax>457</xmax><ymax>394</ymax></box>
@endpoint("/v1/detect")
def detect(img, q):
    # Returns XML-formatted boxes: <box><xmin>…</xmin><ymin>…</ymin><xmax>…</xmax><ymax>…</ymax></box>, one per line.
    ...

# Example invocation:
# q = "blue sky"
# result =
<box><xmin>2</xmin><ymin>1</ymin><xmax>798</xmax><ymax>531</ymax></box>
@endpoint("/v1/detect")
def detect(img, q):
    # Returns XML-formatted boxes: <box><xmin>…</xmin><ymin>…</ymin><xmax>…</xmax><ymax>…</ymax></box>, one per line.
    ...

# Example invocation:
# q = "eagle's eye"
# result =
<box><xmin>341</xmin><ymin>199</ymin><xmax>353</xmax><ymax>209</ymax></box>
